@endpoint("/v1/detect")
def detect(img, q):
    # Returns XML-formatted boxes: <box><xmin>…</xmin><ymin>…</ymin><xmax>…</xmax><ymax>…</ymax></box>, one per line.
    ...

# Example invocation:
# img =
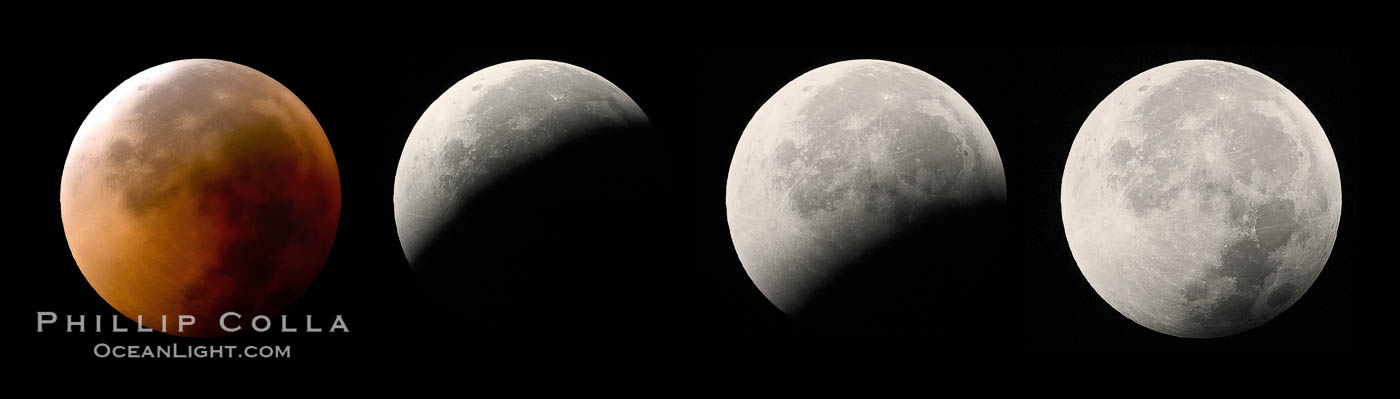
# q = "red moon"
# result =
<box><xmin>60</xmin><ymin>59</ymin><xmax>340</xmax><ymax>337</ymax></box>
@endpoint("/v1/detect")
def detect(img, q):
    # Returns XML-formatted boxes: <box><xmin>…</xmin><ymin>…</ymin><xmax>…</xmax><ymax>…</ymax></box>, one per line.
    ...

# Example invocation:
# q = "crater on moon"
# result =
<box><xmin>1062</xmin><ymin>60</ymin><xmax>1341</xmax><ymax>338</ymax></box>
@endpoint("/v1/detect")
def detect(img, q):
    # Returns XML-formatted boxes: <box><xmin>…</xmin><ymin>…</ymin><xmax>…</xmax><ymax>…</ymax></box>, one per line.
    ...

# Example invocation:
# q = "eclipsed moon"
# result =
<box><xmin>392</xmin><ymin>59</ymin><xmax>654</xmax><ymax>316</ymax></box>
<box><xmin>726</xmin><ymin>59</ymin><xmax>1007</xmax><ymax>323</ymax></box>
<box><xmin>1061</xmin><ymin>60</ymin><xmax>1342</xmax><ymax>338</ymax></box>
<box><xmin>60</xmin><ymin>59</ymin><xmax>341</xmax><ymax>337</ymax></box>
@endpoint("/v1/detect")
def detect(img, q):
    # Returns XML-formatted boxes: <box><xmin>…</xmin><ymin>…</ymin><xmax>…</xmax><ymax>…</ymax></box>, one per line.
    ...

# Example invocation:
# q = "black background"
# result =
<box><xmin>12</xmin><ymin>41</ymin><xmax>1358</xmax><ymax>368</ymax></box>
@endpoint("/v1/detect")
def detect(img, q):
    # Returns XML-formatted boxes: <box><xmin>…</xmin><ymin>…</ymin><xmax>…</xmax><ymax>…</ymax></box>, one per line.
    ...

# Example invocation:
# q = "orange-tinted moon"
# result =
<box><xmin>60</xmin><ymin>59</ymin><xmax>340</xmax><ymax>337</ymax></box>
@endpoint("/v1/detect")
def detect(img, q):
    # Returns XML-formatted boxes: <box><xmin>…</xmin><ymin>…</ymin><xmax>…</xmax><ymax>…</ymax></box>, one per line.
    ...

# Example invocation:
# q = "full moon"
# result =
<box><xmin>726</xmin><ymin>60</ymin><xmax>1006</xmax><ymax>329</ymax></box>
<box><xmin>60</xmin><ymin>59</ymin><xmax>341</xmax><ymax>337</ymax></box>
<box><xmin>393</xmin><ymin>59</ymin><xmax>659</xmax><ymax>328</ymax></box>
<box><xmin>1062</xmin><ymin>60</ymin><xmax>1342</xmax><ymax>338</ymax></box>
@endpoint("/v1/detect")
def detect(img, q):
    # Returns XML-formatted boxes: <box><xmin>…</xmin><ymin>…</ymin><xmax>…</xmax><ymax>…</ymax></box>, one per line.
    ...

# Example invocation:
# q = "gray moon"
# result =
<box><xmin>1061</xmin><ymin>60</ymin><xmax>1342</xmax><ymax>338</ymax></box>
<box><xmin>725</xmin><ymin>59</ymin><xmax>1007</xmax><ymax>319</ymax></box>
<box><xmin>393</xmin><ymin>59</ymin><xmax>650</xmax><ymax>286</ymax></box>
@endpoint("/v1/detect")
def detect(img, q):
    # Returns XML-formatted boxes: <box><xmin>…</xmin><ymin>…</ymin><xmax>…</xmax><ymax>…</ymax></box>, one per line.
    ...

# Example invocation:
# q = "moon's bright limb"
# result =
<box><xmin>1062</xmin><ymin>60</ymin><xmax>1342</xmax><ymax>338</ymax></box>
<box><xmin>726</xmin><ymin>59</ymin><xmax>1006</xmax><ymax>320</ymax></box>
<box><xmin>60</xmin><ymin>59</ymin><xmax>341</xmax><ymax>337</ymax></box>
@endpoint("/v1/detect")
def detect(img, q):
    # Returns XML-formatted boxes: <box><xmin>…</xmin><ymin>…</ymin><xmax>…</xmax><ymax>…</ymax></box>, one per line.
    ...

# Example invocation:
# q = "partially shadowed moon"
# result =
<box><xmin>60</xmin><ymin>59</ymin><xmax>341</xmax><ymax>337</ymax></box>
<box><xmin>1062</xmin><ymin>60</ymin><xmax>1342</xmax><ymax>338</ymax></box>
<box><xmin>726</xmin><ymin>60</ymin><xmax>1007</xmax><ymax>333</ymax></box>
<box><xmin>393</xmin><ymin>60</ymin><xmax>664</xmax><ymax>333</ymax></box>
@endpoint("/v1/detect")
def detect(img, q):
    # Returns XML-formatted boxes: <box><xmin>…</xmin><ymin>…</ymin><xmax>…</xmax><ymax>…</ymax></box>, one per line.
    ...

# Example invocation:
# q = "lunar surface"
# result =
<box><xmin>60</xmin><ymin>59</ymin><xmax>341</xmax><ymax>337</ymax></box>
<box><xmin>726</xmin><ymin>60</ymin><xmax>1007</xmax><ymax>325</ymax></box>
<box><xmin>1062</xmin><ymin>60</ymin><xmax>1341</xmax><ymax>338</ymax></box>
<box><xmin>393</xmin><ymin>60</ymin><xmax>661</xmax><ymax>330</ymax></box>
